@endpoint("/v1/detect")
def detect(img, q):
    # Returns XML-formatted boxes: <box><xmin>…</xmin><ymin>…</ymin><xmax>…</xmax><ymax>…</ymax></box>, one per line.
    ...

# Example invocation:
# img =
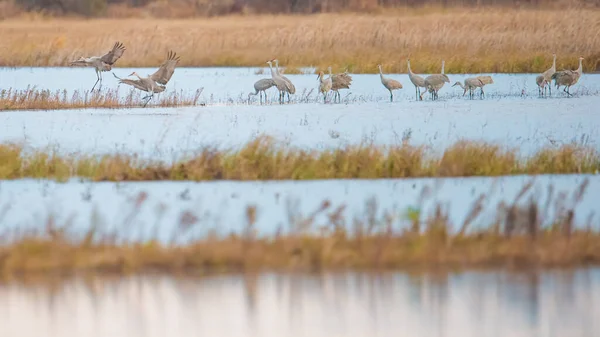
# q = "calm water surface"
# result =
<box><xmin>2</xmin><ymin>269</ymin><xmax>599</xmax><ymax>337</ymax></box>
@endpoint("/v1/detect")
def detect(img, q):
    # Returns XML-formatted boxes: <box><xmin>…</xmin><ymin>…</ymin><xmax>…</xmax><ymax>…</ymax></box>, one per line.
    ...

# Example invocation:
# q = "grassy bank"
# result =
<box><xmin>0</xmin><ymin>10</ymin><xmax>598</xmax><ymax>73</ymax></box>
<box><xmin>0</xmin><ymin>137</ymin><xmax>598</xmax><ymax>181</ymax></box>
<box><xmin>1</xmin><ymin>180</ymin><xmax>598</xmax><ymax>277</ymax></box>
<box><xmin>0</xmin><ymin>87</ymin><xmax>203</xmax><ymax>110</ymax></box>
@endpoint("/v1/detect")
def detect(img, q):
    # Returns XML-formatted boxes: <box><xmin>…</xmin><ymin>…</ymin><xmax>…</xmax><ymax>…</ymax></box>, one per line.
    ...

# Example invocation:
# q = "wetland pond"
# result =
<box><xmin>2</xmin><ymin>269</ymin><xmax>599</xmax><ymax>337</ymax></box>
<box><xmin>1</xmin><ymin>68</ymin><xmax>599</xmax><ymax>160</ymax></box>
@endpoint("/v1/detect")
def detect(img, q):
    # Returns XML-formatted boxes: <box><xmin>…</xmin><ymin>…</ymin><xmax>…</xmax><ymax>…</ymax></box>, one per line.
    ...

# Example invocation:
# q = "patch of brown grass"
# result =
<box><xmin>0</xmin><ymin>180</ymin><xmax>598</xmax><ymax>277</ymax></box>
<box><xmin>0</xmin><ymin>87</ymin><xmax>203</xmax><ymax>110</ymax></box>
<box><xmin>0</xmin><ymin>10</ymin><xmax>599</xmax><ymax>73</ymax></box>
<box><xmin>0</xmin><ymin>136</ymin><xmax>598</xmax><ymax>181</ymax></box>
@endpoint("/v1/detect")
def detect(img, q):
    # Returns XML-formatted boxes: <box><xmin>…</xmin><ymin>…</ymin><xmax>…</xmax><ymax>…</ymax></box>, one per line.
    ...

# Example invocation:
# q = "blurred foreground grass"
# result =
<box><xmin>0</xmin><ymin>136</ymin><xmax>598</xmax><ymax>181</ymax></box>
<box><xmin>0</xmin><ymin>10</ymin><xmax>599</xmax><ymax>73</ymax></box>
<box><xmin>0</xmin><ymin>179</ymin><xmax>598</xmax><ymax>277</ymax></box>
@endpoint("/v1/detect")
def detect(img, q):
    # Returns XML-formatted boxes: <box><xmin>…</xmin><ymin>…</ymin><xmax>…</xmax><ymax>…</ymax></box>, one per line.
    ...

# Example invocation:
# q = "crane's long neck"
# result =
<box><xmin>456</xmin><ymin>82</ymin><xmax>466</xmax><ymax>90</ymax></box>
<box><xmin>552</xmin><ymin>55</ymin><xmax>556</xmax><ymax>71</ymax></box>
<box><xmin>576</xmin><ymin>58</ymin><xmax>583</xmax><ymax>75</ymax></box>
<box><xmin>328</xmin><ymin>68</ymin><xmax>333</xmax><ymax>79</ymax></box>
<box><xmin>275</xmin><ymin>60</ymin><xmax>281</xmax><ymax>75</ymax></box>
<box><xmin>268</xmin><ymin>63</ymin><xmax>277</xmax><ymax>78</ymax></box>
<box><xmin>441</xmin><ymin>61</ymin><xmax>445</xmax><ymax>75</ymax></box>
<box><xmin>378</xmin><ymin>66</ymin><xmax>385</xmax><ymax>81</ymax></box>
<box><xmin>407</xmin><ymin>61</ymin><xmax>414</xmax><ymax>76</ymax></box>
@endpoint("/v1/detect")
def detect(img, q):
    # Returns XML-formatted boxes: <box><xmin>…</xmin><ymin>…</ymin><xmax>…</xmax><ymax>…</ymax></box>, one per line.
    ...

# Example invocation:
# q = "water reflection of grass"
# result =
<box><xmin>0</xmin><ymin>10</ymin><xmax>598</xmax><ymax>73</ymax></box>
<box><xmin>1</xmin><ymin>179</ymin><xmax>598</xmax><ymax>277</ymax></box>
<box><xmin>0</xmin><ymin>87</ymin><xmax>203</xmax><ymax>110</ymax></box>
<box><xmin>0</xmin><ymin>136</ymin><xmax>598</xmax><ymax>181</ymax></box>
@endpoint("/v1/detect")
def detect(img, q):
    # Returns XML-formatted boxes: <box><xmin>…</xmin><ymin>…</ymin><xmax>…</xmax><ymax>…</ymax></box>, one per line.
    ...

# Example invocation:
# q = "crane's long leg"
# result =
<box><xmin>91</xmin><ymin>69</ymin><xmax>101</xmax><ymax>92</ymax></box>
<box><xmin>142</xmin><ymin>93</ymin><xmax>154</xmax><ymax>107</ymax></box>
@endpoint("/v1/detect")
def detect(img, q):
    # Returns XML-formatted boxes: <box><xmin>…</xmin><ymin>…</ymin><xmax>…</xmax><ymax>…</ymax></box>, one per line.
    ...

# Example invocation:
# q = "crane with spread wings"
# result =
<box><xmin>70</xmin><ymin>42</ymin><xmax>126</xmax><ymax>91</ymax></box>
<box><xmin>113</xmin><ymin>51</ymin><xmax>181</xmax><ymax>107</ymax></box>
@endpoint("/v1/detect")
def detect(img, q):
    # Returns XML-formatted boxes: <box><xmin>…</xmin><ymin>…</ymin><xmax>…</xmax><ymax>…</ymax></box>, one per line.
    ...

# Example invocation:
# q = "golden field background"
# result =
<box><xmin>0</xmin><ymin>9</ymin><xmax>599</xmax><ymax>73</ymax></box>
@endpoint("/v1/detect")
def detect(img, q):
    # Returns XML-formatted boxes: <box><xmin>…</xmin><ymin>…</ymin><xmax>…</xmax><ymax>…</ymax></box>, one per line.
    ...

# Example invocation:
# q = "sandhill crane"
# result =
<box><xmin>542</xmin><ymin>53</ymin><xmax>557</xmax><ymax>95</ymax></box>
<box><xmin>552</xmin><ymin>56</ymin><xmax>584</xmax><ymax>97</ymax></box>
<box><xmin>407</xmin><ymin>58</ymin><xmax>426</xmax><ymax>101</ymax></box>
<box><xmin>452</xmin><ymin>78</ymin><xmax>485</xmax><ymax>99</ymax></box>
<box><xmin>474</xmin><ymin>75</ymin><xmax>494</xmax><ymax>98</ymax></box>
<box><xmin>536</xmin><ymin>75</ymin><xmax>548</xmax><ymax>97</ymax></box>
<box><xmin>266</xmin><ymin>60</ymin><xmax>288</xmax><ymax>104</ymax></box>
<box><xmin>421</xmin><ymin>61</ymin><xmax>450</xmax><ymax>101</ymax></box>
<box><xmin>378</xmin><ymin>64</ymin><xmax>403</xmax><ymax>102</ymax></box>
<box><xmin>70</xmin><ymin>42</ymin><xmax>126</xmax><ymax>91</ymax></box>
<box><xmin>274</xmin><ymin>59</ymin><xmax>296</xmax><ymax>102</ymax></box>
<box><xmin>113</xmin><ymin>50</ymin><xmax>180</xmax><ymax>107</ymax></box>
<box><xmin>248</xmin><ymin>78</ymin><xmax>276</xmax><ymax>104</ymax></box>
<box><xmin>331</xmin><ymin>69</ymin><xmax>352</xmax><ymax>103</ymax></box>
<box><xmin>318</xmin><ymin>67</ymin><xmax>333</xmax><ymax>103</ymax></box>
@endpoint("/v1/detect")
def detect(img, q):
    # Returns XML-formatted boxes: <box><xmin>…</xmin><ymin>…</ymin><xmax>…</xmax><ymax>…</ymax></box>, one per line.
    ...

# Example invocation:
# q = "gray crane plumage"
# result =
<box><xmin>248</xmin><ymin>78</ymin><xmax>276</xmax><ymax>104</ymax></box>
<box><xmin>331</xmin><ymin>70</ymin><xmax>352</xmax><ymax>103</ymax></box>
<box><xmin>407</xmin><ymin>59</ymin><xmax>426</xmax><ymax>101</ymax></box>
<box><xmin>378</xmin><ymin>64</ymin><xmax>403</xmax><ymax>102</ymax></box>
<box><xmin>267</xmin><ymin>60</ymin><xmax>289</xmax><ymax>104</ymax></box>
<box><xmin>542</xmin><ymin>54</ymin><xmax>556</xmax><ymax>95</ymax></box>
<box><xmin>274</xmin><ymin>59</ymin><xmax>296</xmax><ymax>102</ymax></box>
<box><xmin>452</xmin><ymin>77</ymin><xmax>485</xmax><ymax>99</ymax></box>
<box><xmin>536</xmin><ymin>75</ymin><xmax>548</xmax><ymax>97</ymax></box>
<box><xmin>114</xmin><ymin>50</ymin><xmax>180</xmax><ymax>107</ymax></box>
<box><xmin>421</xmin><ymin>61</ymin><xmax>449</xmax><ymax>101</ymax></box>
<box><xmin>552</xmin><ymin>57</ymin><xmax>584</xmax><ymax>97</ymax></box>
<box><xmin>318</xmin><ymin>67</ymin><xmax>333</xmax><ymax>103</ymax></box>
<box><xmin>70</xmin><ymin>41</ymin><xmax>126</xmax><ymax>91</ymax></box>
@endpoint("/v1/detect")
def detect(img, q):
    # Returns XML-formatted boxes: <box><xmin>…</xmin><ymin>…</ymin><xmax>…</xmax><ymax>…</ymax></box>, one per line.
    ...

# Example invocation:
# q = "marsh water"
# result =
<box><xmin>2</xmin><ymin>68</ymin><xmax>600</xmax><ymax>159</ymax></box>
<box><xmin>2</xmin><ymin>269</ymin><xmax>599</xmax><ymax>337</ymax></box>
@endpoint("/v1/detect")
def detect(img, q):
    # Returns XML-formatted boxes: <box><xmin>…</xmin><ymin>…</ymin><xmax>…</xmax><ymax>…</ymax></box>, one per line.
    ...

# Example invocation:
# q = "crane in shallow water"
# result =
<box><xmin>113</xmin><ymin>50</ymin><xmax>180</xmax><ymax>107</ymax></box>
<box><xmin>248</xmin><ymin>78</ymin><xmax>276</xmax><ymax>104</ymax></box>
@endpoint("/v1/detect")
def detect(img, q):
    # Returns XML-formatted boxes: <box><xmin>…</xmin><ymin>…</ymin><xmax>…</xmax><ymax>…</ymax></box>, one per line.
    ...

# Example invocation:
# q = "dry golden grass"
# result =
<box><xmin>0</xmin><ymin>87</ymin><xmax>203</xmax><ymax>110</ymax></box>
<box><xmin>0</xmin><ymin>9</ymin><xmax>599</xmax><ymax>73</ymax></box>
<box><xmin>1</xmin><ymin>180</ymin><xmax>598</xmax><ymax>277</ymax></box>
<box><xmin>0</xmin><ymin>137</ymin><xmax>598</xmax><ymax>181</ymax></box>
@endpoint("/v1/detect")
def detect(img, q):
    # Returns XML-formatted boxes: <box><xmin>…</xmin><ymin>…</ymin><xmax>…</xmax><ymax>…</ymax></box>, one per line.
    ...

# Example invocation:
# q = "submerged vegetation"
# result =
<box><xmin>0</xmin><ymin>136</ymin><xmax>598</xmax><ymax>181</ymax></box>
<box><xmin>0</xmin><ymin>87</ymin><xmax>203</xmax><ymax>110</ymax></box>
<box><xmin>0</xmin><ymin>10</ymin><xmax>598</xmax><ymax>73</ymax></box>
<box><xmin>0</xmin><ymin>179</ymin><xmax>598</xmax><ymax>277</ymax></box>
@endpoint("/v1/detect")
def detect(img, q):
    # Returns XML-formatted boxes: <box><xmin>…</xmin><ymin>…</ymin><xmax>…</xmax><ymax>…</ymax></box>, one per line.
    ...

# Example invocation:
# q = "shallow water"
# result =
<box><xmin>1</xmin><ymin>68</ymin><xmax>598</xmax><ymax>159</ymax></box>
<box><xmin>2</xmin><ymin>67</ymin><xmax>599</xmax><ymax>102</ymax></box>
<box><xmin>0</xmin><ymin>175</ymin><xmax>595</xmax><ymax>240</ymax></box>
<box><xmin>2</xmin><ymin>269</ymin><xmax>599</xmax><ymax>337</ymax></box>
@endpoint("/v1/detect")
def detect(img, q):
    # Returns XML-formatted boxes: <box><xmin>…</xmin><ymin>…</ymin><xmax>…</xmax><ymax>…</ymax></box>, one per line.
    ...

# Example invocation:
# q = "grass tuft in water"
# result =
<box><xmin>0</xmin><ymin>180</ymin><xmax>598</xmax><ymax>277</ymax></box>
<box><xmin>0</xmin><ymin>87</ymin><xmax>203</xmax><ymax>110</ymax></box>
<box><xmin>0</xmin><ymin>137</ymin><xmax>598</xmax><ymax>181</ymax></box>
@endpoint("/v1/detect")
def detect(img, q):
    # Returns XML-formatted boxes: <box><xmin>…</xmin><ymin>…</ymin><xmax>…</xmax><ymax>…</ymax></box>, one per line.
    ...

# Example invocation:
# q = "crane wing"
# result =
<box><xmin>150</xmin><ymin>51</ymin><xmax>180</xmax><ymax>85</ymax></box>
<box><xmin>332</xmin><ymin>73</ymin><xmax>353</xmax><ymax>88</ymax></box>
<box><xmin>100</xmin><ymin>42</ymin><xmax>126</xmax><ymax>65</ymax></box>
<box><xmin>118</xmin><ymin>78</ymin><xmax>150</xmax><ymax>92</ymax></box>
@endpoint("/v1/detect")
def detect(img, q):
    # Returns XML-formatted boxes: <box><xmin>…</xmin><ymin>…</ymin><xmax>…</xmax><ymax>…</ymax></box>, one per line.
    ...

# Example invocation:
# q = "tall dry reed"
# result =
<box><xmin>0</xmin><ymin>10</ymin><xmax>598</xmax><ymax>73</ymax></box>
<box><xmin>0</xmin><ymin>87</ymin><xmax>203</xmax><ymax>110</ymax></box>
